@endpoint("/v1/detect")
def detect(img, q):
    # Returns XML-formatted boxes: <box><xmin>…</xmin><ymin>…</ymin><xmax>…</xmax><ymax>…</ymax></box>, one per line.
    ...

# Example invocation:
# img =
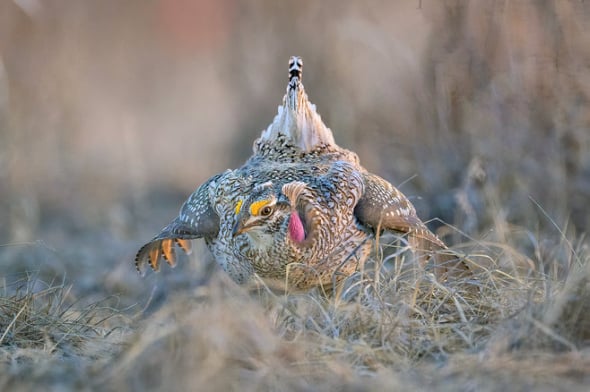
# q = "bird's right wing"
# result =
<box><xmin>135</xmin><ymin>173</ymin><xmax>222</xmax><ymax>275</ymax></box>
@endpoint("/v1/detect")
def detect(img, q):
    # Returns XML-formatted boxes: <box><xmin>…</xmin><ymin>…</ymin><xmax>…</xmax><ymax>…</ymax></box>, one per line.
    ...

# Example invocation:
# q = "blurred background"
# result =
<box><xmin>1</xmin><ymin>0</ymin><xmax>589</xmax><ymax>300</ymax></box>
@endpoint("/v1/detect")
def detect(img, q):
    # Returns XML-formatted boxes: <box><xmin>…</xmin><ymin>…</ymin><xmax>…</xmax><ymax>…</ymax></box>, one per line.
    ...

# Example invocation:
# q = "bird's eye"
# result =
<box><xmin>259</xmin><ymin>206</ymin><xmax>273</xmax><ymax>216</ymax></box>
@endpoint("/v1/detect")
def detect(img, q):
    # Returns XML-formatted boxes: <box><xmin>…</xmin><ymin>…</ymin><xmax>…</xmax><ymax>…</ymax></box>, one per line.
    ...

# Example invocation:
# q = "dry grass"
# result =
<box><xmin>1</xmin><ymin>0</ymin><xmax>590</xmax><ymax>390</ymax></box>
<box><xmin>109</xmin><ymin>241</ymin><xmax>590</xmax><ymax>391</ymax></box>
<box><xmin>1</xmin><ymin>237</ymin><xmax>589</xmax><ymax>391</ymax></box>
<box><xmin>0</xmin><ymin>275</ymin><xmax>129</xmax><ymax>391</ymax></box>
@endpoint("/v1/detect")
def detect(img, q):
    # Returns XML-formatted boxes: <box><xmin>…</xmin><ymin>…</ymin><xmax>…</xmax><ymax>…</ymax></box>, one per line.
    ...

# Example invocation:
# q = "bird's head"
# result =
<box><xmin>232</xmin><ymin>182</ymin><xmax>289</xmax><ymax>241</ymax></box>
<box><xmin>232</xmin><ymin>181</ymin><xmax>309</xmax><ymax>245</ymax></box>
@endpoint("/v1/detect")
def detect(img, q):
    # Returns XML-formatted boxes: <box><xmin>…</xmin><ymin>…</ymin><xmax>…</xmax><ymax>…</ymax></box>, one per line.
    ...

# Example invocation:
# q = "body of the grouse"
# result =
<box><xmin>135</xmin><ymin>56</ymin><xmax>464</xmax><ymax>291</ymax></box>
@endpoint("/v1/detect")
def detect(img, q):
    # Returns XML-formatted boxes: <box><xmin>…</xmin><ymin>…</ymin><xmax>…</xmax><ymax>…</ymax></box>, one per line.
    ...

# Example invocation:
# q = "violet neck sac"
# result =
<box><xmin>288</xmin><ymin>209</ymin><xmax>306</xmax><ymax>243</ymax></box>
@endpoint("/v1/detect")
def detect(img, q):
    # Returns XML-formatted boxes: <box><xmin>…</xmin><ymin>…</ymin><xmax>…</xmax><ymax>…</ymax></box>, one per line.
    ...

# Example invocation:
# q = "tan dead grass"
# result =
<box><xmin>0</xmin><ymin>276</ymin><xmax>129</xmax><ymax>390</ymax></box>
<box><xmin>5</xmin><ymin>233</ymin><xmax>587</xmax><ymax>391</ymax></box>
<box><xmin>0</xmin><ymin>223</ymin><xmax>588</xmax><ymax>391</ymax></box>
<box><xmin>100</xmin><ymin>235</ymin><xmax>588</xmax><ymax>391</ymax></box>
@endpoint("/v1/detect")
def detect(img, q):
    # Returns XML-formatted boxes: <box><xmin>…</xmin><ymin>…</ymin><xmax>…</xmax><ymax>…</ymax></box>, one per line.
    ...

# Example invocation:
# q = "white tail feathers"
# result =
<box><xmin>258</xmin><ymin>56</ymin><xmax>335</xmax><ymax>152</ymax></box>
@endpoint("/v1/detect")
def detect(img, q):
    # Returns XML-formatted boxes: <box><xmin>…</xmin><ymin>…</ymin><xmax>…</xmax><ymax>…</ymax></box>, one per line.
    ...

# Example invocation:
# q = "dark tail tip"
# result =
<box><xmin>288</xmin><ymin>56</ymin><xmax>303</xmax><ymax>82</ymax></box>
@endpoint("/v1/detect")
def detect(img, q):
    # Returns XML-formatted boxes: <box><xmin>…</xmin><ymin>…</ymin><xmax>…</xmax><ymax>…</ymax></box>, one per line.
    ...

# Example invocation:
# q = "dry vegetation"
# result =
<box><xmin>1</xmin><ymin>1</ymin><xmax>590</xmax><ymax>391</ymax></box>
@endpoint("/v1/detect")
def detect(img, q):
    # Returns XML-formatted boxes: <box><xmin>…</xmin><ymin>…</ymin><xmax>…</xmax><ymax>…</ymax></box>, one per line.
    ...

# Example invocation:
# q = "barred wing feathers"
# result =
<box><xmin>135</xmin><ymin>174</ymin><xmax>222</xmax><ymax>275</ymax></box>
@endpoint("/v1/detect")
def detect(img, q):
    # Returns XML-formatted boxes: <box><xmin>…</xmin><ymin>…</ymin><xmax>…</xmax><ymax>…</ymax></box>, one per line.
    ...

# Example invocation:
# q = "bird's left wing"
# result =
<box><xmin>353</xmin><ymin>172</ymin><xmax>438</xmax><ymax>243</ymax></box>
<box><xmin>354</xmin><ymin>172</ymin><xmax>468</xmax><ymax>277</ymax></box>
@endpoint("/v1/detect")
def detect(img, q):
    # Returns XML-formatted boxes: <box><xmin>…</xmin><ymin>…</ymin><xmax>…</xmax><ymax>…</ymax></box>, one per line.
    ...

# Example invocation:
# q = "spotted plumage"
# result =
<box><xmin>136</xmin><ymin>56</ymin><xmax>467</xmax><ymax>291</ymax></box>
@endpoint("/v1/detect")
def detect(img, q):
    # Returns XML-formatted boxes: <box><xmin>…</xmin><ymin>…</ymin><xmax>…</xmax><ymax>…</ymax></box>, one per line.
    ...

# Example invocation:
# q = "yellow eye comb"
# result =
<box><xmin>250</xmin><ymin>200</ymin><xmax>270</xmax><ymax>216</ymax></box>
<box><xmin>234</xmin><ymin>199</ymin><xmax>243</xmax><ymax>215</ymax></box>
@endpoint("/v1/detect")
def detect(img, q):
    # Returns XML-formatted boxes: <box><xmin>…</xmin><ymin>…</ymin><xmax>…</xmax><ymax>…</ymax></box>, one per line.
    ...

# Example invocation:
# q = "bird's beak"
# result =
<box><xmin>232</xmin><ymin>221</ymin><xmax>242</xmax><ymax>237</ymax></box>
<box><xmin>232</xmin><ymin>220</ymin><xmax>249</xmax><ymax>237</ymax></box>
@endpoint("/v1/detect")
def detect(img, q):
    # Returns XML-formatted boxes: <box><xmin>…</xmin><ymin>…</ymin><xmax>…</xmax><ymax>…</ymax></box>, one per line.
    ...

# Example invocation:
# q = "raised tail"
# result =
<box><xmin>257</xmin><ymin>56</ymin><xmax>336</xmax><ymax>152</ymax></box>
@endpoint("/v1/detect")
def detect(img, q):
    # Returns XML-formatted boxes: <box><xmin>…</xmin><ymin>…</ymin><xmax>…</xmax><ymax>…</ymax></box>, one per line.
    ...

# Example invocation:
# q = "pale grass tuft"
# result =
<box><xmin>99</xmin><ymin>236</ymin><xmax>589</xmax><ymax>390</ymax></box>
<box><xmin>0</xmin><ymin>275</ymin><xmax>129</xmax><ymax>391</ymax></box>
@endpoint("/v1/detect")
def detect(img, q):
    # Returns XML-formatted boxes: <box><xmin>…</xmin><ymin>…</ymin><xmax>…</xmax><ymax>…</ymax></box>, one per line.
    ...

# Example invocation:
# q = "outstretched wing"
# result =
<box><xmin>135</xmin><ymin>173</ymin><xmax>222</xmax><ymax>275</ymax></box>
<box><xmin>353</xmin><ymin>172</ymin><xmax>439</xmax><ymax>243</ymax></box>
<box><xmin>354</xmin><ymin>172</ymin><xmax>468</xmax><ymax>277</ymax></box>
